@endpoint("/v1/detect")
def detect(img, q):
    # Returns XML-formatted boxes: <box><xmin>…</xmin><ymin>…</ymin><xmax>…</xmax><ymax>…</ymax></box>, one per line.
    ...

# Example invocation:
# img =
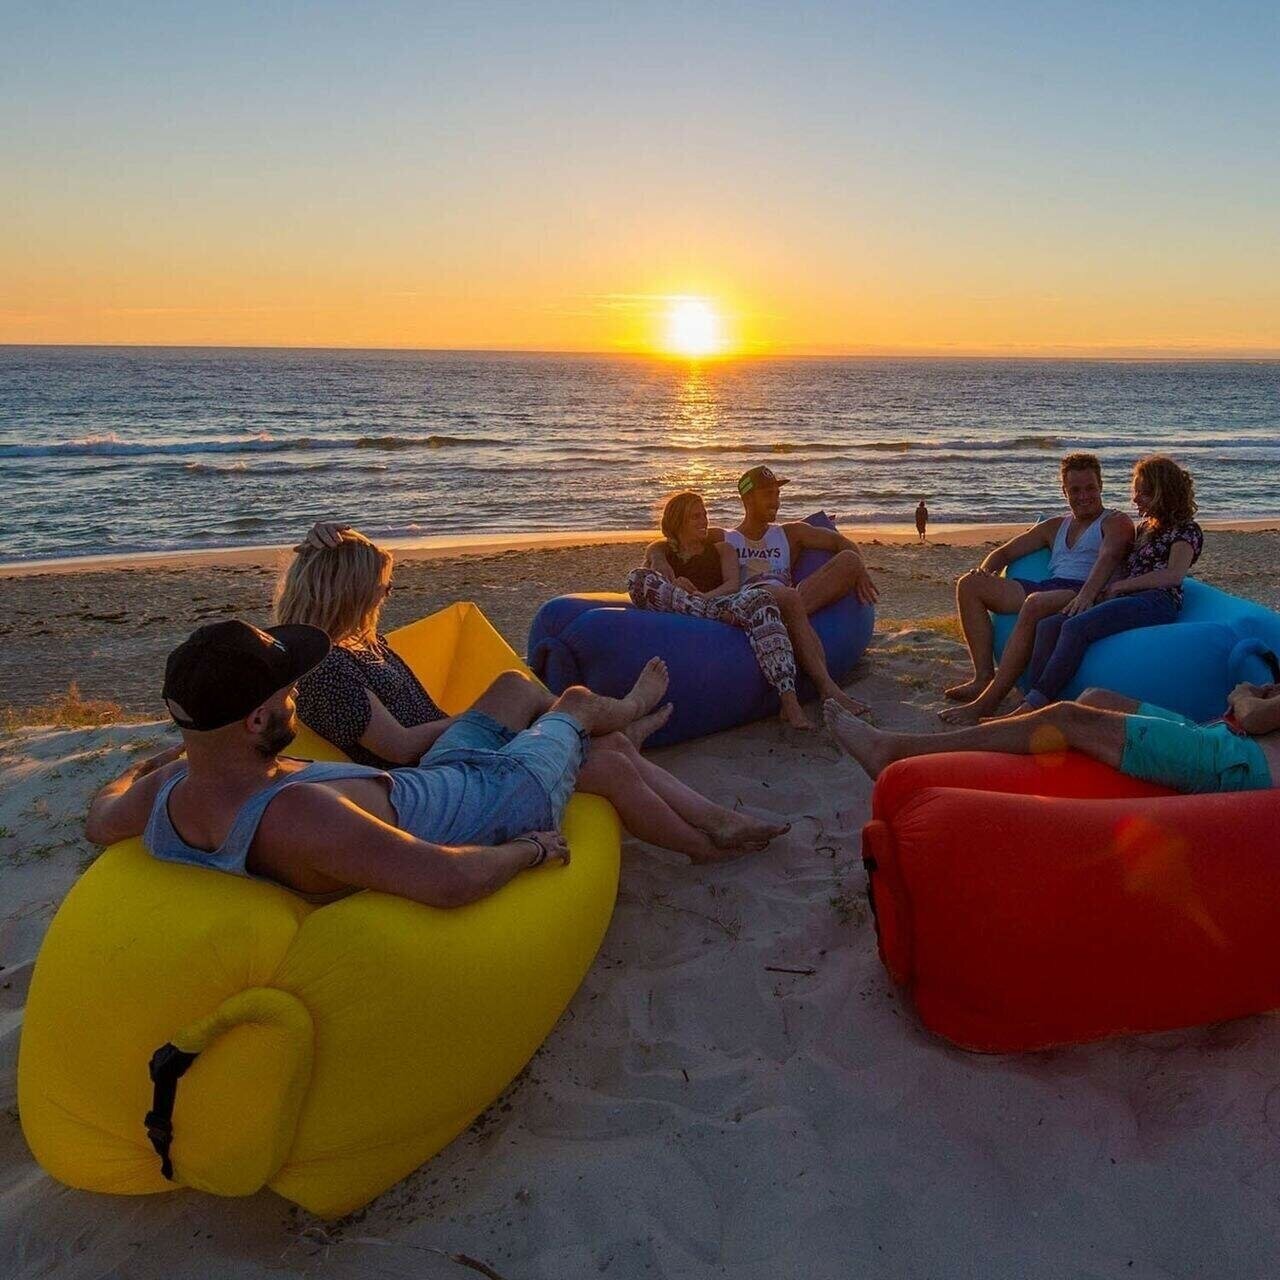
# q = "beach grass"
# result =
<box><xmin>1</xmin><ymin>683</ymin><xmax>127</xmax><ymax>732</ymax></box>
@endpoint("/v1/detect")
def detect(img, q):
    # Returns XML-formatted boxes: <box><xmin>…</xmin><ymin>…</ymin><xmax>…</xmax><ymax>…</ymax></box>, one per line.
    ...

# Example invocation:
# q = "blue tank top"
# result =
<box><xmin>1047</xmin><ymin>510</ymin><xmax>1118</xmax><ymax>581</ymax></box>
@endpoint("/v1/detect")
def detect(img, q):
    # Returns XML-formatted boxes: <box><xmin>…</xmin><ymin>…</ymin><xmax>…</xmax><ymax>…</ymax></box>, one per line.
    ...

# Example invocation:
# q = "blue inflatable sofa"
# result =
<box><xmin>993</xmin><ymin>548</ymin><xmax>1280</xmax><ymax>722</ymax></box>
<box><xmin>527</xmin><ymin>513</ymin><xmax>876</xmax><ymax>747</ymax></box>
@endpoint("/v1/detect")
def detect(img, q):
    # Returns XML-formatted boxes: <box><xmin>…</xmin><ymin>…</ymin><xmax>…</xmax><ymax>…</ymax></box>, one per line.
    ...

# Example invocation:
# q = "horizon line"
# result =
<box><xmin>3</xmin><ymin>341</ymin><xmax>1280</xmax><ymax>362</ymax></box>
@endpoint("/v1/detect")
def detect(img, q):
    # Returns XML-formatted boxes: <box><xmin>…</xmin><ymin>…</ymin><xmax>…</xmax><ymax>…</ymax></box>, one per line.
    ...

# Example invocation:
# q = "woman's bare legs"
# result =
<box><xmin>465</xmin><ymin>668</ymin><xmax>674</xmax><ymax>748</ymax></box>
<box><xmin>550</xmin><ymin>659</ymin><xmax>670</xmax><ymax>736</ymax></box>
<box><xmin>602</xmin><ymin>732</ymin><xmax>788</xmax><ymax>851</ymax></box>
<box><xmin>577</xmin><ymin>738</ymin><xmax>786</xmax><ymax>863</ymax></box>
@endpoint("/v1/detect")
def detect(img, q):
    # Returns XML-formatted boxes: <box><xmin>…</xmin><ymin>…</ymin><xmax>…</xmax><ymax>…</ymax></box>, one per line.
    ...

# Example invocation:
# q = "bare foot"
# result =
<box><xmin>944</xmin><ymin>676</ymin><xmax>990</xmax><ymax>702</ymax></box>
<box><xmin>703</xmin><ymin>808</ymin><xmax>790</xmax><ymax>853</ymax></box>
<box><xmin>938</xmin><ymin>698</ymin><xmax>993</xmax><ymax>726</ymax></box>
<box><xmin>824</xmin><ymin>686</ymin><xmax>873</xmax><ymax>720</ymax></box>
<box><xmin>823</xmin><ymin>699</ymin><xmax>895</xmax><ymax>779</ymax></box>
<box><xmin>624</xmin><ymin>702</ymin><xmax>673</xmax><ymax>749</ymax></box>
<box><xmin>624</xmin><ymin>657</ymin><xmax>670</xmax><ymax>719</ymax></box>
<box><xmin>979</xmin><ymin>701</ymin><xmax>1034</xmax><ymax>722</ymax></box>
<box><xmin>779</xmin><ymin>696</ymin><xmax>813</xmax><ymax>731</ymax></box>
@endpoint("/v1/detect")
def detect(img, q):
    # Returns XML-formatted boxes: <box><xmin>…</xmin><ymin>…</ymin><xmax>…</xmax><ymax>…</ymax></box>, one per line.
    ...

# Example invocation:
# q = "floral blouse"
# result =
<box><xmin>1119</xmin><ymin>519</ymin><xmax>1203</xmax><ymax>607</ymax></box>
<box><xmin>294</xmin><ymin>635</ymin><xmax>446</xmax><ymax>767</ymax></box>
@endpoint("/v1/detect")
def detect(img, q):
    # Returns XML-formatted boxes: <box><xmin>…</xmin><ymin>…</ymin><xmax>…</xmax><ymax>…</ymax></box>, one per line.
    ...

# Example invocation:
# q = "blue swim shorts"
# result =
<box><xmin>1120</xmin><ymin>702</ymin><xmax>1272</xmax><ymax>794</ymax></box>
<box><xmin>1008</xmin><ymin>576</ymin><xmax>1087</xmax><ymax>597</ymax></box>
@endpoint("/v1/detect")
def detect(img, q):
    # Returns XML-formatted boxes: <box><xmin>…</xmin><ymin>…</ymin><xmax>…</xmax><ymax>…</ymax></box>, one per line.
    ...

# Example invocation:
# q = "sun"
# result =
<box><xmin>662</xmin><ymin>297</ymin><xmax>726</xmax><ymax>358</ymax></box>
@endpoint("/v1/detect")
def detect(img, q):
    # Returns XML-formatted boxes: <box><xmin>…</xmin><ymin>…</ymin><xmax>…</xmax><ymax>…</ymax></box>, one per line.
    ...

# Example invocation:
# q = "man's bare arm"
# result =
<box><xmin>85</xmin><ymin>746</ymin><xmax>187</xmax><ymax>845</ymax></box>
<box><xmin>784</xmin><ymin>522</ymin><xmax>879</xmax><ymax>604</ymax></box>
<box><xmin>784</xmin><ymin>522</ymin><xmax>857</xmax><ymax>555</ymax></box>
<box><xmin>979</xmin><ymin>519</ymin><xmax>1061</xmax><ymax>574</ymax></box>
<box><xmin>256</xmin><ymin>786</ymin><xmax>568</xmax><ymax>909</ymax></box>
<box><xmin>1061</xmin><ymin>513</ymin><xmax>1136</xmax><ymax>616</ymax></box>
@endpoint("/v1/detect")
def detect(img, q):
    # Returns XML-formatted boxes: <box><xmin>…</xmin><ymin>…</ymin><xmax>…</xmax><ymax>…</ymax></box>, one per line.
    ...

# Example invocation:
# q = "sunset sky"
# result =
<box><xmin>3</xmin><ymin>2</ymin><xmax>1278</xmax><ymax>355</ymax></box>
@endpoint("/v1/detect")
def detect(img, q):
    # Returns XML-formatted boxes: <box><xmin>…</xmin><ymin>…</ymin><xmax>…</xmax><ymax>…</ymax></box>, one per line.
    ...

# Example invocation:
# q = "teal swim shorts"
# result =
<box><xmin>1120</xmin><ymin>702</ymin><xmax>1272</xmax><ymax>794</ymax></box>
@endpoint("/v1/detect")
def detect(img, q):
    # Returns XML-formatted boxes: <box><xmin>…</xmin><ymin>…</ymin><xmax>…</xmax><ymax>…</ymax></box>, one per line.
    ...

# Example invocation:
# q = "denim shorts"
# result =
<box><xmin>424</xmin><ymin>709</ymin><xmax>589</xmax><ymax>827</ymax></box>
<box><xmin>1120</xmin><ymin>702</ymin><xmax>1272</xmax><ymax>794</ymax></box>
<box><xmin>1009</xmin><ymin>576</ymin><xmax>1087</xmax><ymax>596</ymax></box>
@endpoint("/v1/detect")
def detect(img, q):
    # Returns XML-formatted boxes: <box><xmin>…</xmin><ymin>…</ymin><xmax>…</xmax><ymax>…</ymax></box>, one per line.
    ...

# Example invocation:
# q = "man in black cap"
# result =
<box><xmin>83</xmin><ymin>619</ymin><xmax>683</xmax><ymax>907</ymax></box>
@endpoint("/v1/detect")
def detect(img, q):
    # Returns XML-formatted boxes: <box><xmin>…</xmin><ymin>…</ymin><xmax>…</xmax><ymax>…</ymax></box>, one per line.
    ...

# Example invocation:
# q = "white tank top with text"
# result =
<box><xmin>725</xmin><ymin>524</ymin><xmax>793</xmax><ymax>586</ymax></box>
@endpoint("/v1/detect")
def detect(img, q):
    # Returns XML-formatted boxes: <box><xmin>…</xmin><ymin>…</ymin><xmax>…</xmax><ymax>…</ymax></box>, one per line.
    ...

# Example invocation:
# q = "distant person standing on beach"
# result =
<box><xmin>915</xmin><ymin>500</ymin><xmax>928</xmax><ymax>543</ymax></box>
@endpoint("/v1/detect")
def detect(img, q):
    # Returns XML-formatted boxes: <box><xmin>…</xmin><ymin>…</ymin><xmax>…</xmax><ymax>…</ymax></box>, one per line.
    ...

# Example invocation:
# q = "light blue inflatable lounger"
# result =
<box><xmin>527</xmin><ymin>513</ymin><xmax>875</xmax><ymax>747</ymax></box>
<box><xmin>993</xmin><ymin>548</ymin><xmax>1280</xmax><ymax>722</ymax></box>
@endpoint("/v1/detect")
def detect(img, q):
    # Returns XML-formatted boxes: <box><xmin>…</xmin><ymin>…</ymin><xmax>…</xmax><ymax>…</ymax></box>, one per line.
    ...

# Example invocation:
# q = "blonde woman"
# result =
<box><xmin>275</xmin><ymin>524</ymin><xmax>788</xmax><ymax>863</ymax></box>
<box><xmin>627</xmin><ymin>490</ymin><xmax>865</xmax><ymax>730</ymax></box>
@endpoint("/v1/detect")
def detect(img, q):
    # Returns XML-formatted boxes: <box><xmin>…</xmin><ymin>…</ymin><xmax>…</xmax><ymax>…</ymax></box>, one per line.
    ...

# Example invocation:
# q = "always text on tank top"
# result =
<box><xmin>724</xmin><ymin>525</ymin><xmax>792</xmax><ymax>585</ymax></box>
<box><xmin>667</xmin><ymin>541</ymin><xmax>724</xmax><ymax>592</ymax></box>
<box><xmin>1047</xmin><ymin>509</ymin><xmax>1119</xmax><ymax>581</ymax></box>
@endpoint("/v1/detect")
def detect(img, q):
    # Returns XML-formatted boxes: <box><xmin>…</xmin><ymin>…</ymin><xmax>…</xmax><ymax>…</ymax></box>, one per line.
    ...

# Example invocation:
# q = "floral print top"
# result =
<box><xmin>1119</xmin><ymin>519</ymin><xmax>1203</xmax><ymax>607</ymax></box>
<box><xmin>295</xmin><ymin>634</ymin><xmax>446</xmax><ymax>767</ymax></box>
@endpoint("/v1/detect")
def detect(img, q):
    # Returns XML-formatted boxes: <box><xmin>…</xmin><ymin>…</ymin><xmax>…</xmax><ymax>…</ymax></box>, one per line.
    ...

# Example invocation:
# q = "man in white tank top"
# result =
<box><xmin>940</xmin><ymin>453</ymin><xmax>1134</xmax><ymax>723</ymax></box>
<box><xmin>710</xmin><ymin>464</ymin><xmax>880</xmax><ymax>718</ymax></box>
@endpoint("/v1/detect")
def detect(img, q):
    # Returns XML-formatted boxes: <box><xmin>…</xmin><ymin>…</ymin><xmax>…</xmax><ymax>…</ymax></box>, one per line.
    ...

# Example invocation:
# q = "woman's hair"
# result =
<box><xmin>274</xmin><ymin>529</ymin><xmax>392</xmax><ymax>646</ymax></box>
<box><xmin>1133</xmin><ymin>455</ymin><xmax>1197</xmax><ymax>528</ymax></box>
<box><xmin>660</xmin><ymin>490</ymin><xmax>705</xmax><ymax>548</ymax></box>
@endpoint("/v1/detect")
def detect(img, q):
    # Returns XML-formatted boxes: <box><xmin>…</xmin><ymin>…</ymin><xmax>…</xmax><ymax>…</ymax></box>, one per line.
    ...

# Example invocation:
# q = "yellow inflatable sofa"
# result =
<box><xmin>19</xmin><ymin>603</ymin><xmax>622</xmax><ymax>1217</ymax></box>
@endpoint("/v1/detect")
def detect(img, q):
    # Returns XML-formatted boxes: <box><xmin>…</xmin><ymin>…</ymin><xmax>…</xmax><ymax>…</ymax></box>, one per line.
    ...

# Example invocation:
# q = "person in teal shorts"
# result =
<box><xmin>825</xmin><ymin>680</ymin><xmax>1280</xmax><ymax>794</ymax></box>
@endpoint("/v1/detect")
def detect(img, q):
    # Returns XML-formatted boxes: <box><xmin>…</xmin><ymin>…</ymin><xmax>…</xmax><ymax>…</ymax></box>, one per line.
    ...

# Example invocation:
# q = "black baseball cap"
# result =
<box><xmin>162</xmin><ymin>620</ymin><xmax>331</xmax><ymax>731</ymax></box>
<box><xmin>738</xmin><ymin>465</ymin><xmax>789</xmax><ymax>495</ymax></box>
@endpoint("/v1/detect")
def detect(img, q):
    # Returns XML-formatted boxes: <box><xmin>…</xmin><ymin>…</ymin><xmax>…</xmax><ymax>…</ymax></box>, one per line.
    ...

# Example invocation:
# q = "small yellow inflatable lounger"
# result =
<box><xmin>19</xmin><ymin>603</ymin><xmax>621</xmax><ymax>1217</ymax></box>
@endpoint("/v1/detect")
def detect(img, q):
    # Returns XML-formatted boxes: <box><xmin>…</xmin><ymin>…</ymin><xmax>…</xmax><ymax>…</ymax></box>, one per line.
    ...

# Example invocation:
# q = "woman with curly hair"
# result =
<box><xmin>1007</xmin><ymin>455</ymin><xmax>1204</xmax><ymax>713</ymax></box>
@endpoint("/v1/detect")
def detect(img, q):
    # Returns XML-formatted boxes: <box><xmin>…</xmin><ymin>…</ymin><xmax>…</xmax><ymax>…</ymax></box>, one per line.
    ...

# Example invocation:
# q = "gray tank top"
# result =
<box><xmin>144</xmin><ymin>761</ymin><xmax>387</xmax><ymax>897</ymax></box>
<box><xmin>144</xmin><ymin>756</ymin><xmax>550</xmax><ymax>890</ymax></box>
<box><xmin>1047</xmin><ymin>509</ymin><xmax>1119</xmax><ymax>581</ymax></box>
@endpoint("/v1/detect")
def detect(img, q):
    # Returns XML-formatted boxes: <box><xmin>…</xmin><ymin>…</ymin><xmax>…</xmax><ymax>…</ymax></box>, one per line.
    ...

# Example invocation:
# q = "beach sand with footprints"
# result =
<box><xmin>3</xmin><ymin>525</ymin><xmax>1280</xmax><ymax>1277</ymax></box>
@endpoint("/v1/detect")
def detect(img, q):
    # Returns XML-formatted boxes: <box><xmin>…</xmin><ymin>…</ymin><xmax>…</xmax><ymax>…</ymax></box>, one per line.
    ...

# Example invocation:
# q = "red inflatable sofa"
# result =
<box><xmin>862</xmin><ymin>751</ymin><xmax>1280</xmax><ymax>1052</ymax></box>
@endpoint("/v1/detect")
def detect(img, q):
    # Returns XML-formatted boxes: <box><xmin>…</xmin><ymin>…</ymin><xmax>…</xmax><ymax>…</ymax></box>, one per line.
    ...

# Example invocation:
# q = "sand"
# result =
<box><xmin>4</xmin><ymin>526</ymin><xmax>1280</xmax><ymax>1278</ymax></box>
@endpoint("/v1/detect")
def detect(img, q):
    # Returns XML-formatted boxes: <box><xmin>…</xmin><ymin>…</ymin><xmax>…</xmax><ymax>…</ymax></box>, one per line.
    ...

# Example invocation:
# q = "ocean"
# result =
<box><xmin>2</xmin><ymin>346</ymin><xmax>1278</xmax><ymax>564</ymax></box>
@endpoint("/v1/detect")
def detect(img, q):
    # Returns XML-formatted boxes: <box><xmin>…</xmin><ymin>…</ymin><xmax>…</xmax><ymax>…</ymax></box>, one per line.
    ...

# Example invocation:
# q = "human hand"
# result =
<box><xmin>296</xmin><ymin>521</ymin><xmax>352</xmax><ymax>551</ymax></box>
<box><xmin>515</xmin><ymin>831</ymin><xmax>570</xmax><ymax>869</ymax></box>
<box><xmin>854</xmin><ymin>568</ymin><xmax>880</xmax><ymax>605</ymax></box>
<box><xmin>1060</xmin><ymin>592</ymin><xmax>1093</xmax><ymax>617</ymax></box>
<box><xmin>1228</xmin><ymin>683</ymin><xmax>1262</xmax><ymax>715</ymax></box>
<box><xmin>674</xmin><ymin>576</ymin><xmax>698</xmax><ymax>592</ymax></box>
<box><xmin>134</xmin><ymin>743</ymin><xmax>186</xmax><ymax>778</ymax></box>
